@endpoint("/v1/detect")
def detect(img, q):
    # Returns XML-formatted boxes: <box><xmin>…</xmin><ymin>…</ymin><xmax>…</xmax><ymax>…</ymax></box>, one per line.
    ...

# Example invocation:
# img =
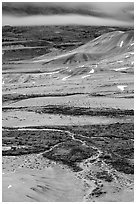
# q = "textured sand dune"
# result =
<box><xmin>3</xmin><ymin>166</ymin><xmax>84</xmax><ymax>202</ymax></box>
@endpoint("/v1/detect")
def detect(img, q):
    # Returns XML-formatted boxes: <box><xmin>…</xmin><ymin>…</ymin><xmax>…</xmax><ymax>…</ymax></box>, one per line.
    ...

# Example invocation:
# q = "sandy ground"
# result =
<box><xmin>2</xmin><ymin>110</ymin><xmax>133</xmax><ymax>127</ymax></box>
<box><xmin>2</xmin><ymin>154</ymin><xmax>134</xmax><ymax>202</ymax></box>
<box><xmin>3</xmin><ymin>155</ymin><xmax>84</xmax><ymax>202</ymax></box>
<box><xmin>4</xmin><ymin>95</ymin><xmax>134</xmax><ymax>110</ymax></box>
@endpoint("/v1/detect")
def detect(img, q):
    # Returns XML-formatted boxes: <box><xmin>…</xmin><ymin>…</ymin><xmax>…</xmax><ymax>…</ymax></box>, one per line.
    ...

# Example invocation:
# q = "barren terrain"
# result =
<box><xmin>2</xmin><ymin>25</ymin><xmax>134</xmax><ymax>202</ymax></box>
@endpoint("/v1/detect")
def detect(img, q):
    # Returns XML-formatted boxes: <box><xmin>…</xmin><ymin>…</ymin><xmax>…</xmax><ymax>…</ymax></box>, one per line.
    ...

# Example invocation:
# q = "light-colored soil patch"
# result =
<box><xmin>2</xmin><ymin>110</ymin><xmax>133</xmax><ymax>127</ymax></box>
<box><xmin>3</xmin><ymin>168</ymin><xmax>84</xmax><ymax>202</ymax></box>
<box><xmin>5</xmin><ymin>95</ymin><xmax>134</xmax><ymax>110</ymax></box>
<box><xmin>2</xmin><ymin>155</ymin><xmax>84</xmax><ymax>202</ymax></box>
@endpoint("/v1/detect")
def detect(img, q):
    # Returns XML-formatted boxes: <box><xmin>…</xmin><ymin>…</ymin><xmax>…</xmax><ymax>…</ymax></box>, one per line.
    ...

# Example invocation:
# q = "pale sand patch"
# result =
<box><xmin>5</xmin><ymin>95</ymin><xmax>134</xmax><ymax>110</ymax></box>
<box><xmin>2</xmin><ymin>155</ymin><xmax>84</xmax><ymax>202</ymax></box>
<box><xmin>2</xmin><ymin>111</ymin><xmax>133</xmax><ymax>128</ymax></box>
<box><xmin>3</xmin><ymin>168</ymin><xmax>84</xmax><ymax>202</ymax></box>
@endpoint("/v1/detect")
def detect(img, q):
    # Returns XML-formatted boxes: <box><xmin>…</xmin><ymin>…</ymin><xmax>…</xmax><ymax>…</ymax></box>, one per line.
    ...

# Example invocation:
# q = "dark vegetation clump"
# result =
<box><xmin>106</xmin><ymin>158</ymin><xmax>134</xmax><ymax>175</ymax></box>
<box><xmin>2</xmin><ymin>130</ymin><xmax>72</xmax><ymax>156</ymax></box>
<box><xmin>2</xmin><ymin>103</ymin><xmax>134</xmax><ymax>117</ymax></box>
<box><xmin>34</xmin><ymin>105</ymin><xmax>134</xmax><ymax>117</ymax></box>
<box><xmin>43</xmin><ymin>142</ymin><xmax>97</xmax><ymax>172</ymax></box>
<box><xmin>95</xmin><ymin>171</ymin><xmax>113</xmax><ymax>182</ymax></box>
<box><xmin>90</xmin><ymin>187</ymin><xmax>106</xmax><ymax>198</ymax></box>
<box><xmin>2</xmin><ymin>122</ymin><xmax>134</xmax><ymax>174</ymax></box>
